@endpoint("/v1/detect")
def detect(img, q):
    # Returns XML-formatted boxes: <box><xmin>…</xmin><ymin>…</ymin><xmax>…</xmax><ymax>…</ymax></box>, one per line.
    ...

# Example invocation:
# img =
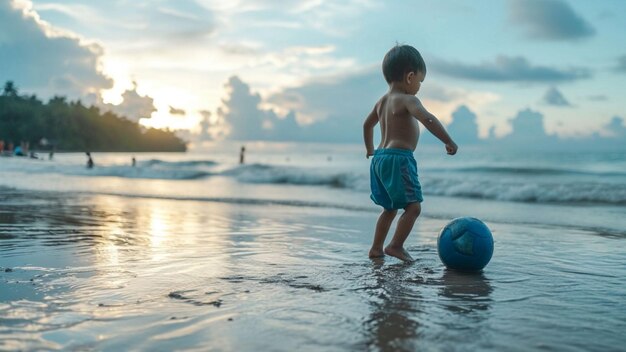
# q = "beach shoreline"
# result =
<box><xmin>1</xmin><ymin>189</ymin><xmax>625</xmax><ymax>351</ymax></box>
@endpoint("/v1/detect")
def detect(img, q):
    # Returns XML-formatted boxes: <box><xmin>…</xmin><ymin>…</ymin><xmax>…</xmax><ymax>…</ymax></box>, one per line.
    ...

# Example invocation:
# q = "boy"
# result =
<box><xmin>363</xmin><ymin>44</ymin><xmax>458</xmax><ymax>262</ymax></box>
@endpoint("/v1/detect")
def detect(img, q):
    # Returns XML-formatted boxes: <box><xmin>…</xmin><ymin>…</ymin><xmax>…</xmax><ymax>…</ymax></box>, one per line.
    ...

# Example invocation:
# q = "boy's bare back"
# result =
<box><xmin>375</xmin><ymin>92</ymin><xmax>422</xmax><ymax>151</ymax></box>
<box><xmin>365</xmin><ymin>89</ymin><xmax>457</xmax><ymax>156</ymax></box>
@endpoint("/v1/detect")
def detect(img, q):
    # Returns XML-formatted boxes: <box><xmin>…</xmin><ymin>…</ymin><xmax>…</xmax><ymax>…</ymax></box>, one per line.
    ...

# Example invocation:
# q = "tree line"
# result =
<box><xmin>0</xmin><ymin>81</ymin><xmax>186</xmax><ymax>152</ymax></box>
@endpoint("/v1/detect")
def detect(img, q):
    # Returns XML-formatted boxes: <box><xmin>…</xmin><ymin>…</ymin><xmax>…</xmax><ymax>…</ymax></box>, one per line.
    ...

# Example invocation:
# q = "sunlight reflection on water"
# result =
<box><xmin>0</xmin><ymin>191</ymin><xmax>625</xmax><ymax>351</ymax></box>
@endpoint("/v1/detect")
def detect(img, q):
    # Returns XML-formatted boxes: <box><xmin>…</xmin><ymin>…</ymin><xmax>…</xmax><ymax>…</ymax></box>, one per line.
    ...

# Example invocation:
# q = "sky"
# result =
<box><xmin>1</xmin><ymin>0</ymin><xmax>625</xmax><ymax>147</ymax></box>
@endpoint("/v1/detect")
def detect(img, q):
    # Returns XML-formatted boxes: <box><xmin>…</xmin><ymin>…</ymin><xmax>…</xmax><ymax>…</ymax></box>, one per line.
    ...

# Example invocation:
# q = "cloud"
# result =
<box><xmin>428</xmin><ymin>105</ymin><xmax>625</xmax><ymax>149</ymax></box>
<box><xmin>500</xmin><ymin>108</ymin><xmax>558</xmax><ymax>145</ymax></box>
<box><xmin>580</xmin><ymin>116</ymin><xmax>626</xmax><ymax>149</ymax></box>
<box><xmin>0</xmin><ymin>0</ymin><xmax>112</xmax><ymax>98</ymax></box>
<box><xmin>211</xmin><ymin>71</ymin><xmax>623</xmax><ymax>149</ymax></box>
<box><xmin>213</xmin><ymin>74</ymin><xmax>626</xmax><ymax>151</ymax></box>
<box><xmin>197</xmin><ymin>110</ymin><xmax>214</xmax><ymax>141</ymax></box>
<box><xmin>33</xmin><ymin>0</ymin><xmax>216</xmax><ymax>45</ymax></box>
<box><xmin>432</xmin><ymin>56</ymin><xmax>591</xmax><ymax>82</ymax></box>
<box><xmin>602</xmin><ymin>116</ymin><xmax>626</xmax><ymax>138</ymax></box>
<box><xmin>217</xmin><ymin>76</ymin><xmax>262</xmax><ymax>139</ymax></box>
<box><xmin>217</xmin><ymin>76</ymin><xmax>282</xmax><ymax>141</ymax></box>
<box><xmin>266</xmin><ymin>67</ymin><xmax>385</xmax><ymax>142</ymax></box>
<box><xmin>446</xmin><ymin>106</ymin><xmax>481</xmax><ymax>145</ymax></box>
<box><xmin>419</xmin><ymin>84</ymin><xmax>464</xmax><ymax>102</ymax></box>
<box><xmin>95</xmin><ymin>83</ymin><xmax>156</xmax><ymax>122</ymax></box>
<box><xmin>169</xmin><ymin>106</ymin><xmax>186</xmax><ymax>115</ymax></box>
<box><xmin>614</xmin><ymin>55</ymin><xmax>626</xmax><ymax>73</ymax></box>
<box><xmin>270</xmin><ymin>66</ymin><xmax>491</xmax><ymax>144</ymax></box>
<box><xmin>225</xmin><ymin>0</ymin><xmax>379</xmax><ymax>37</ymax></box>
<box><xmin>509</xmin><ymin>0</ymin><xmax>595</xmax><ymax>40</ymax></box>
<box><xmin>133</xmin><ymin>2</ymin><xmax>216</xmax><ymax>42</ymax></box>
<box><xmin>588</xmin><ymin>94</ymin><xmax>607</xmax><ymax>101</ymax></box>
<box><xmin>217</xmin><ymin>68</ymin><xmax>496</xmax><ymax>143</ymax></box>
<box><xmin>219</xmin><ymin>43</ymin><xmax>263</xmax><ymax>56</ymax></box>
<box><xmin>542</xmin><ymin>87</ymin><xmax>572</xmax><ymax>107</ymax></box>
<box><xmin>474</xmin><ymin>109</ymin><xmax>626</xmax><ymax>150</ymax></box>
<box><xmin>215</xmin><ymin>44</ymin><xmax>356</xmax><ymax>88</ymax></box>
<box><xmin>268</xmin><ymin>67</ymin><xmax>383</xmax><ymax>123</ymax></box>
<box><xmin>215</xmin><ymin>71</ymin><xmax>383</xmax><ymax>143</ymax></box>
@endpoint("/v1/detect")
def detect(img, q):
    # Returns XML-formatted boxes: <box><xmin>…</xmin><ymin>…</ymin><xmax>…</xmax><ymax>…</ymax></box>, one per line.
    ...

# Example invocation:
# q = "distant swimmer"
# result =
<box><xmin>240</xmin><ymin>145</ymin><xmax>246</xmax><ymax>164</ymax></box>
<box><xmin>132</xmin><ymin>156</ymin><xmax>136</xmax><ymax>167</ymax></box>
<box><xmin>85</xmin><ymin>152</ymin><xmax>94</xmax><ymax>169</ymax></box>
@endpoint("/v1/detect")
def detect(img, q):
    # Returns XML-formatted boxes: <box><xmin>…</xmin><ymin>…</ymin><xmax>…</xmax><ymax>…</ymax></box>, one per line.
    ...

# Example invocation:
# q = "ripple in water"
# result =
<box><xmin>1</xmin><ymin>191</ymin><xmax>625</xmax><ymax>351</ymax></box>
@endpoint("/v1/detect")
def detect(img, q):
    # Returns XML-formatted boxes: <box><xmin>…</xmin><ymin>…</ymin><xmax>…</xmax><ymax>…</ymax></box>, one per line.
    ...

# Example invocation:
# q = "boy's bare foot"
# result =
<box><xmin>384</xmin><ymin>246</ymin><xmax>414</xmax><ymax>262</ymax></box>
<box><xmin>369</xmin><ymin>248</ymin><xmax>385</xmax><ymax>258</ymax></box>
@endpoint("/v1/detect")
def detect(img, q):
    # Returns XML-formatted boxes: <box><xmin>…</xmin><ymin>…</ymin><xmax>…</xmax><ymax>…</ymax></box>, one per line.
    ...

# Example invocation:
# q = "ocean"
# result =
<box><xmin>2</xmin><ymin>141</ymin><xmax>625</xmax><ymax>234</ymax></box>
<box><xmin>1</xmin><ymin>141</ymin><xmax>625</xmax><ymax>351</ymax></box>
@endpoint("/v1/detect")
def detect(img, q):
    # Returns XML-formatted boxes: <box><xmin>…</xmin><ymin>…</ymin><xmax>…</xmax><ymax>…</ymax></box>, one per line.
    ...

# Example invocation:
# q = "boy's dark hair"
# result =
<box><xmin>382</xmin><ymin>45</ymin><xmax>426</xmax><ymax>83</ymax></box>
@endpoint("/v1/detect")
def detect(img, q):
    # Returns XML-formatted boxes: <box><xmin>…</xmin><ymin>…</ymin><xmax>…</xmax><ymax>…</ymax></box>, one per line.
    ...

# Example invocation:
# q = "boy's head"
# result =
<box><xmin>382</xmin><ymin>45</ymin><xmax>426</xmax><ymax>84</ymax></box>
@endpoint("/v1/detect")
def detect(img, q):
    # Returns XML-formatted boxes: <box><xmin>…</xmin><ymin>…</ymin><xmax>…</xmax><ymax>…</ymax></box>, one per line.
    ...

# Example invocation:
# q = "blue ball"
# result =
<box><xmin>437</xmin><ymin>217</ymin><xmax>494</xmax><ymax>271</ymax></box>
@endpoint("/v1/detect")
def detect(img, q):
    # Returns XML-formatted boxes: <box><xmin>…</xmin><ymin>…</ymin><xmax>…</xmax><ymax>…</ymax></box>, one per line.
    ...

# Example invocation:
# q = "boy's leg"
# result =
<box><xmin>369</xmin><ymin>208</ymin><xmax>397</xmax><ymax>258</ymax></box>
<box><xmin>385</xmin><ymin>202</ymin><xmax>421</xmax><ymax>261</ymax></box>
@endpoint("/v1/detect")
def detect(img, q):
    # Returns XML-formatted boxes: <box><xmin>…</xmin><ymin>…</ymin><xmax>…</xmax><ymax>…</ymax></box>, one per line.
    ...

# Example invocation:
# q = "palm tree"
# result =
<box><xmin>2</xmin><ymin>81</ymin><xmax>18</xmax><ymax>97</ymax></box>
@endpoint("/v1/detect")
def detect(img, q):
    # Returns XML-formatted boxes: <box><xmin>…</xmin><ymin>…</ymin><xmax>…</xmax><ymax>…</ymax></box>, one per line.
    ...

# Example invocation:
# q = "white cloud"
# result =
<box><xmin>93</xmin><ymin>82</ymin><xmax>157</xmax><ymax>123</ymax></box>
<box><xmin>33</xmin><ymin>0</ymin><xmax>216</xmax><ymax>44</ymax></box>
<box><xmin>265</xmin><ymin>68</ymin><xmax>501</xmax><ymax>142</ymax></box>
<box><xmin>17</xmin><ymin>0</ymin><xmax>623</xmax><ymax>143</ymax></box>
<box><xmin>169</xmin><ymin>106</ymin><xmax>186</xmax><ymax>116</ymax></box>
<box><xmin>419</xmin><ymin>84</ymin><xmax>500</xmax><ymax>129</ymax></box>
<box><xmin>213</xmin><ymin>0</ymin><xmax>379</xmax><ymax>36</ymax></box>
<box><xmin>0</xmin><ymin>0</ymin><xmax>112</xmax><ymax>98</ymax></box>
<box><xmin>197</xmin><ymin>110</ymin><xmax>214</xmax><ymax>140</ymax></box>
<box><xmin>217</xmin><ymin>76</ymin><xmax>277</xmax><ymax>140</ymax></box>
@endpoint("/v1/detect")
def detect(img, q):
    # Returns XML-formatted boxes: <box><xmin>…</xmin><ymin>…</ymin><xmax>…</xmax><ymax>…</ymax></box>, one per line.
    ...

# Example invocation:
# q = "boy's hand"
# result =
<box><xmin>366</xmin><ymin>152</ymin><xmax>374</xmax><ymax>159</ymax></box>
<box><xmin>445</xmin><ymin>142</ymin><xmax>458</xmax><ymax>155</ymax></box>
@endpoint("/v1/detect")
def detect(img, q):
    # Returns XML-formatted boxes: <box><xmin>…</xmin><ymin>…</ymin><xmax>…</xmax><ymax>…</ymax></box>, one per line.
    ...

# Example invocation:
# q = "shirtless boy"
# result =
<box><xmin>363</xmin><ymin>44</ymin><xmax>458</xmax><ymax>262</ymax></box>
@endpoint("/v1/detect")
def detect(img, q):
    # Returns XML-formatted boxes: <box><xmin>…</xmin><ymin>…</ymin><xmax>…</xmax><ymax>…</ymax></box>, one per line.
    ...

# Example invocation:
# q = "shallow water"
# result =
<box><xmin>1</xmin><ymin>190</ymin><xmax>625</xmax><ymax>351</ymax></box>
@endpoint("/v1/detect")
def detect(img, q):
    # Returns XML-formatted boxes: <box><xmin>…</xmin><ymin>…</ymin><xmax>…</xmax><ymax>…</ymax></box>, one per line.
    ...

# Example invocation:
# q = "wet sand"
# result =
<box><xmin>1</xmin><ymin>190</ymin><xmax>625</xmax><ymax>351</ymax></box>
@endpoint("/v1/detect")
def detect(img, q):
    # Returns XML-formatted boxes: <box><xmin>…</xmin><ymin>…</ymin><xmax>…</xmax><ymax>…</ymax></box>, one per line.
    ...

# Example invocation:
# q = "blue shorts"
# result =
<box><xmin>370</xmin><ymin>148</ymin><xmax>423</xmax><ymax>210</ymax></box>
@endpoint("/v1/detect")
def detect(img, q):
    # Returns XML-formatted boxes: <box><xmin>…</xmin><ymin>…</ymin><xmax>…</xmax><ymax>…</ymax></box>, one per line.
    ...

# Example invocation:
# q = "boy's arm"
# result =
<box><xmin>363</xmin><ymin>106</ymin><xmax>378</xmax><ymax>158</ymax></box>
<box><xmin>405</xmin><ymin>96</ymin><xmax>458</xmax><ymax>155</ymax></box>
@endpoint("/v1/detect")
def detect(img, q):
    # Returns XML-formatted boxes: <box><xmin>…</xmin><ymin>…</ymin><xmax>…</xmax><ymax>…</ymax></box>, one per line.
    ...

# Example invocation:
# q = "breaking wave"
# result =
<box><xmin>2</xmin><ymin>157</ymin><xmax>625</xmax><ymax>205</ymax></box>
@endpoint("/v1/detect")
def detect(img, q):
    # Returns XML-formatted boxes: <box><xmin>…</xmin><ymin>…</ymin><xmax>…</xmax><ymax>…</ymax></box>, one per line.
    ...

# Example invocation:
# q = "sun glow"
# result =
<box><xmin>99</xmin><ymin>57</ymin><xmax>133</xmax><ymax>105</ymax></box>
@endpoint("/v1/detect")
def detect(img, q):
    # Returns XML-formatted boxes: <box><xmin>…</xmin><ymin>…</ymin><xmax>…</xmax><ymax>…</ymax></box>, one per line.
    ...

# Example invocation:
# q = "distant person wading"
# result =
<box><xmin>240</xmin><ymin>146</ymin><xmax>246</xmax><ymax>164</ymax></box>
<box><xmin>85</xmin><ymin>152</ymin><xmax>94</xmax><ymax>169</ymax></box>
